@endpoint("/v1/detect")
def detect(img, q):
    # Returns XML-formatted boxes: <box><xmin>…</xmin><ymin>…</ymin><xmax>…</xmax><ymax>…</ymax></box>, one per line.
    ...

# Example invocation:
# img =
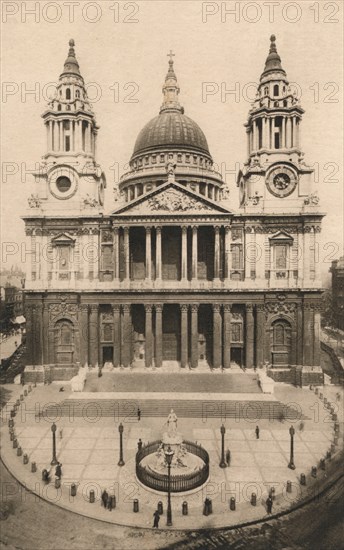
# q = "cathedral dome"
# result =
<box><xmin>132</xmin><ymin>111</ymin><xmax>210</xmax><ymax>158</ymax></box>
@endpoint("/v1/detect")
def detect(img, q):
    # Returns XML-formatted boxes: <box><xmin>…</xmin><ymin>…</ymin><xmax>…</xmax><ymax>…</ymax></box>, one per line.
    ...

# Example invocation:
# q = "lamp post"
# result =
<box><xmin>51</xmin><ymin>423</ymin><xmax>58</xmax><ymax>465</ymax></box>
<box><xmin>118</xmin><ymin>423</ymin><xmax>125</xmax><ymax>466</ymax></box>
<box><xmin>219</xmin><ymin>424</ymin><xmax>227</xmax><ymax>468</ymax></box>
<box><xmin>288</xmin><ymin>425</ymin><xmax>296</xmax><ymax>470</ymax></box>
<box><xmin>165</xmin><ymin>445</ymin><xmax>174</xmax><ymax>526</ymax></box>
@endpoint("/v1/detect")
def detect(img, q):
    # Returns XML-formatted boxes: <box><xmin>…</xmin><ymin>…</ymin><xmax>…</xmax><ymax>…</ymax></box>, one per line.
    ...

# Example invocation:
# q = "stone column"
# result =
<box><xmin>292</xmin><ymin>117</ymin><xmax>296</xmax><ymax>147</ymax></box>
<box><xmin>281</xmin><ymin>117</ymin><xmax>286</xmax><ymax>148</ymax></box>
<box><xmin>314</xmin><ymin>306</ymin><xmax>321</xmax><ymax>365</ymax></box>
<box><xmin>156</xmin><ymin>227</ymin><xmax>162</xmax><ymax>281</ymax></box>
<box><xmin>213</xmin><ymin>304</ymin><xmax>222</xmax><ymax>368</ymax></box>
<box><xmin>89</xmin><ymin>304</ymin><xmax>99</xmax><ymax>368</ymax></box>
<box><xmin>252</xmin><ymin>120</ymin><xmax>257</xmax><ymax>151</ymax></box>
<box><xmin>296</xmin><ymin>303</ymin><xmax>303</xmax><ymax>365</ymax></box>
<box><xmin>112</xmin><ymin>304</ymin><xmax>121</xmax><ymax>367</ymax></box>
<box><xmin>224</xmin><ymin>226</ymin><xmax>231</xmax><ymax>280</ymax></box>
<box><xmin>256</xmin><ymin>304</ymin><xmax>265</xmax><ymax>367</ymax></box>
<box><xmin>286</xmin><ymin>117</ymin><xmax>292</xmax><ymax>148</ymax></box>
<box><xmin>180</xmin><ymin>304</ymin><xmax>188</xmax><ymax>368</ymax></box>
<box><xmin>214</xmin><ymin>226</ymin><xmax>220</xmax><ymax>280</ymax></box>
<box><xmin>59</xmin><ymin>121</ymin><xmax>63</xmax><ymax>151</ymax></box>
<box><xmin>191</xmin><ymin>304</ymin><xmax>198</xmax><ymax>369</ymax></box>
<box><xmin>245</xmin><ymin>304</ymin><xmax>254</xmax><ymax>368</ymax></box>
<box><xmin>271</xmin><ymin>117</ymin><xmax>275</xmax><ymax>149</ymax></box>
<box><xmin>80</xmin><ymin>304</ymin><xmax>89</xmax><ymax>367</ymax></box>
<box><xmin>123</xmin><ymin>227</ymin><xmax>130</xmax><ymax>281</ymax></box>
<box><xmin>192</xmin><ymin>226</ymin><xmax>198</xmax><ymax>280</ymax></box>
<box><xmin>122</xmin><ymin>304</ymin><xmax>131</xmax><ymax>367</ymax></box>
<box><xmin>113</xmin><ymin>227</ymin><xmax>120</xmax><ymax>281</ymax></box>
<box><xmin>34</xmin><ymin>304</ymin><xmax>43</xmax><ymax>365</ymax></box>
<box><xmin>43</xmin><ymin>304</ymin><xmax>49</xmax><ymax>364</ymax></box>
<box><xmin>145</xmin><ymin>304</ymin><xmax>153</xmax><ymax>368</ymax></box>
<box><xmin>223</xmin><ymin>305</ymin><xmax>231</xmax><ymax>369</ymax></box>
<box><xmin>246</xmin><ymin>129</ymin><xmax>250</xmax><ymax>156</ymax></box>
<box><xmin>145</xmin><ymin>227</ymin><xmax>152</xmax><ymax>280</ymax></box>
<box><xmin>25</xmin><ymin>305</ymin><xmax>33</xmax><ymax>364</ymax></box>
<box><xmin>155</xmin><ymin>304</ymin><xmax>163</xmax><ymax>368</ymax></box>
<box><xmin>181</xmin><ymin>226</ymin><xmax>188</xmax><ymax>281</ymax></box>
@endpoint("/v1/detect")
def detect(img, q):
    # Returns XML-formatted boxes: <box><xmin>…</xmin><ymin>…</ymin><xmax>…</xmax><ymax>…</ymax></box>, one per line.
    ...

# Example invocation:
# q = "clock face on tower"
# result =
<box><xmin>266</xmin><ymin>165</ymin><xmax>298</xmax><ymax>198</ymax></box>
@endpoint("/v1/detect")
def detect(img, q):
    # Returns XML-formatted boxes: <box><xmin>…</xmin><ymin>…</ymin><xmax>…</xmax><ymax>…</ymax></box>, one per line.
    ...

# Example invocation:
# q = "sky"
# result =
<box><xmin>1</xmin><ymin>0</ymin><xmax>343</xmax><ymax>282</ymax></box>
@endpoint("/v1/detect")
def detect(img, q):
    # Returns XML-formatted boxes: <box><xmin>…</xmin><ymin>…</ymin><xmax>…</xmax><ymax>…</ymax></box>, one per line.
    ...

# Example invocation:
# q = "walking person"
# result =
<box><xmin>255</xmin><ymin>425</ymin><xmax>260</xmax><ymax>439</ymax></box>
<box><xmin>153</xmin><ymin>509</ymin><xmax>160</xmax><ymax>528</ymax></box>
<box><xmin>137</xmin><ymin>407</ymin><xmax>141</xmax><ymax>421</ymax></box>
<box><xmin>226</xmin><ymin>449</ymin><xmax>231</xmax><ymax>467</ymax></box>
<box><xmin>299</xmin><ymin>420</ymin><xmax>304</xmax><ymax>432</ymax></box>
<box><xmin>137</xmin><ymin>438</ymin><xmax>143</xmax><ymax>451</ymax></box>
<box><xmin>266</xmin><ymin>495</ymin><xmax>273</xmax><ymax>514</ymax></box>
<box><xmin>55</xmin><ymin>462</ymin><xmax>62</xmax><ymax>480</ymax></box>
<box><xmin>107</xmin><ymin>496</ymin><xmax>113</xmax><ymax>511</ymax></box>
<box><xmin>59</xmin><ymin>428</ymin><xmax>63</xmax><ymax>440</ymax></box>
<box><xmin>101</xmin><ymin>489</ymin><xmax>108</xmax><ymax>508</ymax></box>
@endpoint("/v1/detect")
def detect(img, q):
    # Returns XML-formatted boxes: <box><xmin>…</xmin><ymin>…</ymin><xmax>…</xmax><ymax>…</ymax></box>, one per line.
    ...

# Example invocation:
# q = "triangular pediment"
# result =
<box><xmin>51</xmin><ymin>233</ymin><xmax>76</xmax><ymax>245</ymax></box>
<box><xmin>269</xmin><ymin>231</ymin><xmax>293</xmax><ymax>242</ymax></box>
<box><xmin>111</xmin><ymin>182</ymin><xmax>232</xmax><ymax>216</ymax></box>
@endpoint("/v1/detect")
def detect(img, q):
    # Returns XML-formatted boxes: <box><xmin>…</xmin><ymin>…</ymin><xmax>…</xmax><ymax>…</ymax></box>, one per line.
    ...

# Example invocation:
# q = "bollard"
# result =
<box><xmin>13</xmin><ymin>438</ymin><xmax>18</xmax><ymax>449</ymax></box>
<box><xmin>319</xmin><ymin>393</ymin><xmax>323</xmax><ymax>400</ymax></box>
<box><xmin>251</xmin><ymin>493</ymin><xmax>257</xmax><ymax>506</ymax></box>
<box><xmin>17</xmin><ymin>446</ymin><xmax>22</xmax><ymax>457</ymax></box>
<box><xmin>334</xmin><ymin>422</ymin><xmax>340</xmax><ymax>433</ymax></box>
<box><xmin>23</xmin><ymin>453</ymin><xmax>29</xmax><ymax>465</ymax></box>
<box><xmin>24</xmin><ymin>389</ymin><xmax>28</xmax><ymax>397</ymax></box>
<box><xmin>208</xmin><ymin>499</ymin><xmax>213</xmax><ymax>514</ymax></box>
<box><xmin>8</xmin><ymin>419</ymin><xmax>14</xmax><ymax>428</ymax></box>
<box><xmin>315</xmin><ymin>388</ymin><xmax>319</xmax><ymax>395</ymax></box>
<box><xmin>334</xmin><ymin>435</ymin><xmax>338</xmax><ymax>445</ymax></box>
<box><xmin>320</xmin><ymin>459</ymin><xmax>326</xmax><ymax>470</ymax></box>
<box><xmin>182</xmin><ymin>501</ymin><xmax>188</xmax><ymax>516</ymax></box>
<box><xmin>111</xmin><ymin>495</ymin><xmax>116</xmax><ymax>509</ymax></box>
<box><xmin>330</xmin><ymin>406</ymin><xmax>334</xmax><ymax>415</ymax></box>
<box><xmin>331</xmin><ymin>443</ymin><xmax>336</xmax><ymax>454</ymax></box>
<box><xmin>286</xmin><ymin>480</ymin><xmax>292</xmax><ymax>493</ymax></box>
<box><xmin>70</xmin><ymin>483</ymin><xmax>77</xmax><ymax>497</ymax></box>
<box><xmin>203</xmin><ymin>499</ymin><xmax>209</xmax><ymax>516</ymax></box>
<box><xmin>326</xmin><ymin>450</ymin><xmax>332</xmax><ymax>460</ymax></box>
<box><xmin>10</xmin><ymin>409</ymin><xmax>15</xmax><ymax>418</ymax></box>
<box><xmin>311</xmin><ymin>466</ymin><xmax>317</xmax><ymax>478</ymax></box>
<box><xmin>310</xmin><ymin>385</ymin><xmax>313</xmax><ymax>391</ymax></box>
<box><xmin>55</xmin><ymin>478</ymin><xmax>61</xmax><ymax>489</ymax></box>
<box><xmin>300</xmin><ymin>473</ymin><xmax>306</xmax><ymax>486</ymax></box>
<box><xmin>16</xmin><ymin>399</ymin><xmax>20</xmax><ymax>406</ymax></box>
<box><xmin>28</xmin><ymin>385</ymin><xmax>32</xmax><ymax>392</ymax></box>
<box><xmin>230</xmin><ymin>497</ymin><xmax>236</xmax><ymax>511</ymax></box>
<box><xmin>31</xmin><ymin>462</ymin><xmax>37</xmax><ymax>473</ymax></box>
<box><xmin>157</xmin><ymin>501</ymin><xmax>163</xmax><ymax>515</ymax></box>
<box><xmin>10</xmin><ymin>431</ymin><xmax>15</xmax><ymax>441</ymax></box>
<box><xmin>20</xmin><ymin>394</ymin><xmax>24</xmax><ymax>401</ymax></box>
<box><xmin>89</xmin><ymin>490</ymin><xmax>95</xmax><ymax>503</ymax></box>
<box><xmin>323</xmin><ymin>397</ymin><xmax>327</xmax><ymax>404</ymax></box>
<box><xmin>133</xmin><ymin>499</ymin><xmax>139</xmax><ymax>513</ymax></box>
<box><xmin>333</xmin><ymin>414</ymin><xmax>338</xmax><ymax>422</ymax></box>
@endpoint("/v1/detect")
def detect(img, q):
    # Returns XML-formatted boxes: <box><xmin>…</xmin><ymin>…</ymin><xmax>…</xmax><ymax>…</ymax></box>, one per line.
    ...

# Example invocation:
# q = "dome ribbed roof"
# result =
<box><xmin>132</xmin><ymin>111</ymin><xmax>210</xmax><ymax>157</ymax></box>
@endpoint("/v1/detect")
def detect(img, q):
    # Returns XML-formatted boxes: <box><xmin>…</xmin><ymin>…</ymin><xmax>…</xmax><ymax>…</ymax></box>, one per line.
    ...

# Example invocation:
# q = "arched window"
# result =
<box><xmin>58</xmin><ymin>104</ymin><xmax>62</xmax><ymax>111</ymax></box>
<box><xmin>264</xmin><ymin>86</ymin><xmax>269</xmax><ymax>95</ymax></box>
<box><xmin>273</xmin><ymin>84</ymin><xmax>279</xmax><ymax>96</ymax></box>
<box><xmin>76</xmin><ymin>90</ymin><xmax>80</xmax><ymax>99</ymax></box>
<box><xmin>66</xmin><ymin>88</ymin><xmax>71</xmax><ymax>100</ymax></box>
<box><xmin>283</xmin><ymin>100</ymin><xmax>287</xmax><ymax>107</ymax></box>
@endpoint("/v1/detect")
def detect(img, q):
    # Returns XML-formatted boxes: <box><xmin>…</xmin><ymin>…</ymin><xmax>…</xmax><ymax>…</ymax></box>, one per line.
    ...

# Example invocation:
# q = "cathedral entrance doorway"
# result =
<box><xmin>102</xmin><ymin>346</ymin><xmax>114</xmax><ymax>365</ymax></box>
<box><xmin>162</xmin><ymin>304</ymin><xmax>180</xmax><ymax>362</ymax></box>
<box><xmin>271</xmin><ymin>319</ymin><xmax>291</xmax><ymax>367</ymax></box>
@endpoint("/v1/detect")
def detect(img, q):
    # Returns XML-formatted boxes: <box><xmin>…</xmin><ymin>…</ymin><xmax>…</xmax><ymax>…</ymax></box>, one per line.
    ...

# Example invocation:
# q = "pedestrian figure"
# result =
<box><xmin>55</xmin><ymin>462</ymin><xmax>62</xmax><ymax>479</ymax></box>
<box><xmin>153</xmin><ymin>509</ymin><xmax>160</xmax><ymax>528</ymax></box>
<box><xmin>101</xmin><ymin>489</ymin><xmax>108</xmax><ymax>508</ymax></box>
<box><xmin>255</xmin><ymin>425</ymin><xmax>260</xmax><ymax>439</ymax></box>
<box><xmin>59</xmin><ymin>428</ymin><xmax>63</xmax><ymax>440</ymax></box>
<box><xmin>226</xmin><ymin>449</ymin><xmax>231</xmax><ymax>466</ymax></box>
<box><xmin>137</xmin><ymin>438</ymin><xmax>143</xmax><ymax>451</ymax></box>
<box><xmin>299</xmin><ymin>421</ymin><xmax>304</xmax><ymax>432</ymax></box>
<box><xmin>336</xmin><ymin>392</ymin><xmax>341</xmax><ymax>402</ymax></box>
<box><xmin>107</xmin><ymin>496</ymin><xmax>113</xmax><ymax>511</ymax></box>
<box><xmin>266</xmin><ymin>496</ymin><xmax>273</xmax><ymax>514</ymax></box>
<box><xmin>137</xmin><ymin>407</ymin><xmax>141</xmax><ymax>421</ymax></box>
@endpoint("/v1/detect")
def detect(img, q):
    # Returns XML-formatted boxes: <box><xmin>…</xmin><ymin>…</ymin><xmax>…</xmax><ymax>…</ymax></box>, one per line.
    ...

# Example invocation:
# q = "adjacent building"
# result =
<box><xmin>23</xmin><ymin>36</ymin><xmax>324</xmax><ymax>385</ymax></box>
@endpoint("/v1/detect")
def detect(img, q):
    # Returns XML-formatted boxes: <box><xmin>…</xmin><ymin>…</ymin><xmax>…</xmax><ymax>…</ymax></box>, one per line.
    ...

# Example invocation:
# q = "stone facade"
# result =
<box><xmin>23</xmin><ymin>38</ymin><xmax>324</xmax><ymax>384</ymax></box>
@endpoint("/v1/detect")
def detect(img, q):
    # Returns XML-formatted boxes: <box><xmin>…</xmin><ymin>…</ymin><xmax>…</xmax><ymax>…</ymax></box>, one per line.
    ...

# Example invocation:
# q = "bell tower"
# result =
<box><xmin>237</xmin><ymin>35</ymin><xmax>317</xmax><ymax>213</ymax></box>
<box><xmin>29</xmin><ymin>39</ymin><xmax>106</xmax><ymax>214</ymax></box>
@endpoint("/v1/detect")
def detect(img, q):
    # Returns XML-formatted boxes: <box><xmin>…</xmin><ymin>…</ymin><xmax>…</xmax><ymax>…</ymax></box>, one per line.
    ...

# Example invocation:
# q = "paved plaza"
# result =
<box><xmin>1</xmin><ymin>381</ymin><xmax>342</xmax><ymax>530</ymax></box>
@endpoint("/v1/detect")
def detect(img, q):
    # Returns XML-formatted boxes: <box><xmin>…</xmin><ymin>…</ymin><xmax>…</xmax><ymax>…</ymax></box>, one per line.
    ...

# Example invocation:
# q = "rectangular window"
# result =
<box><xmin>275</xmin><ymin>244</ymin><xmax>287</xmax><ymax>270</ymax></box>
<box><xmin>231</xmin><ymin>244</ymin><xmax>243</xmax><ymax>270</ymax></box>
<box><xmin>65</xmin><ymin>136</ymin><xmax>70</xmax><ymax>151</ymax></box>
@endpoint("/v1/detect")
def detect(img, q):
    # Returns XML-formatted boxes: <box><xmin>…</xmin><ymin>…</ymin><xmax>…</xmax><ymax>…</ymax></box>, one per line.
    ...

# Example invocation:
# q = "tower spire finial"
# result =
<box><xmin>261</xmin><ymin>34</ymin><xmax>285</xmax><ymax>77</ymax></box>
<box><xmin>61</xmin><ymin>38</ymin><xmax>81</xmax><ymax>77</ymax></box>
<box><xmin>160</xmin><ymin>52</ymin><xmax>183</xmax><ymax>114</ymax></box>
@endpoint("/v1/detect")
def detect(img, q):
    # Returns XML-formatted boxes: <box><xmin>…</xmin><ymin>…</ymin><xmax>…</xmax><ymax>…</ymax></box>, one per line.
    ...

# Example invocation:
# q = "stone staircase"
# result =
<box><xmin>40</xmin><ymin>396</ymin><xmax>305</xmax><ymax>421</ymax></box>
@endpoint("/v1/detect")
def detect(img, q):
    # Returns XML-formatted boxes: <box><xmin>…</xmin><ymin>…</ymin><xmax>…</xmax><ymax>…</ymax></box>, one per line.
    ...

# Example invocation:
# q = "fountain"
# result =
<box><xmin>136</xmin><ymin>410</ymin><xmax>209</xmax><ymax>493</ymax></box>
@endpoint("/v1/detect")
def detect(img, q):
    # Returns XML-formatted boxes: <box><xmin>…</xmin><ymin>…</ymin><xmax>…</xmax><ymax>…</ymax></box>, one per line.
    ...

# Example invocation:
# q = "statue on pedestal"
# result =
<box><xmin>167</xmin><ymin>409</ymin><xmax>178</xmax><ymax>435</ymax></box>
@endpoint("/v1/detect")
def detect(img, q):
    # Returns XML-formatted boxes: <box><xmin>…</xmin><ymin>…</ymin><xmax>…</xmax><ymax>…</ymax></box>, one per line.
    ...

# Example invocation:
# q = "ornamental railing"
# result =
<box><xmin>136</xmin><ymin>439</ymin><xmax>209</xmax><ymax>493</ymax></box>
